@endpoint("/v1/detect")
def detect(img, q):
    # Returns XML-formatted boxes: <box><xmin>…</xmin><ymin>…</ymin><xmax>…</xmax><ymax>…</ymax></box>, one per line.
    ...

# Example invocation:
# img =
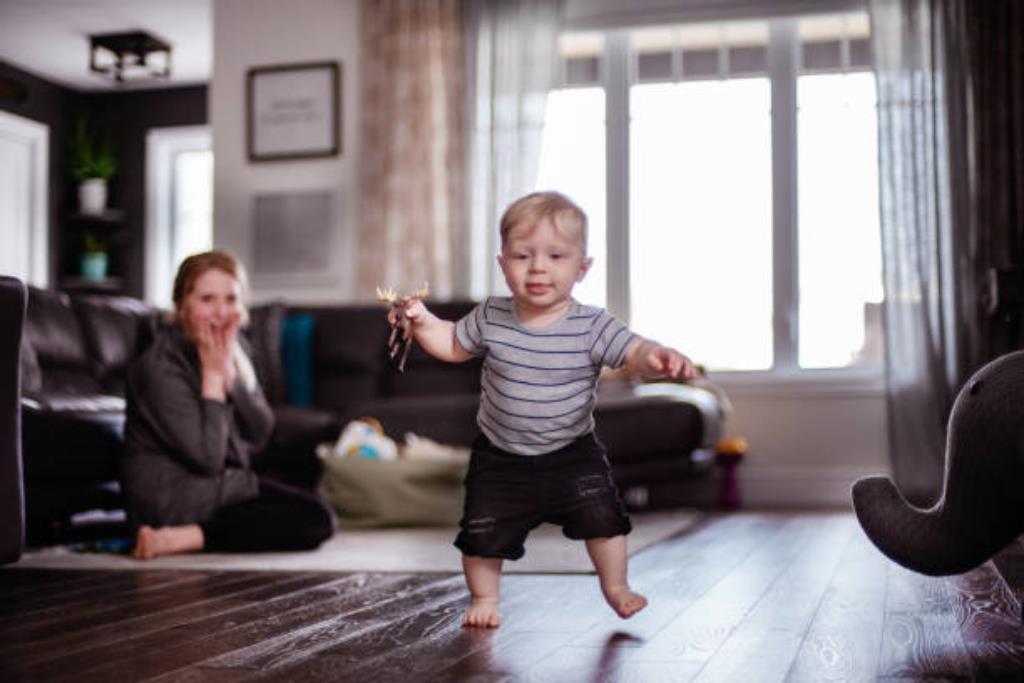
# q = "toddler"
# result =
<box><xmin>404</xmin><ymin>191</ymin><xmax>696</xmax><ymax>628</ymax></box>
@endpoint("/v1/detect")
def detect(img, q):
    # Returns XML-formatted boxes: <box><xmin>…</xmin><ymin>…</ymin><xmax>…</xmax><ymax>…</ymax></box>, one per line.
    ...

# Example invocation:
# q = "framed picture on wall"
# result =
<box><xmin>247</xmin><ymin>61</ymin><xmax>341</xmax><ymax>161</ymax></box>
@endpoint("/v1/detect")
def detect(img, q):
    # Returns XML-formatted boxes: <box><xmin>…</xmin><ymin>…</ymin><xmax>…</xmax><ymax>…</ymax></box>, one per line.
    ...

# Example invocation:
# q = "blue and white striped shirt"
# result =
<box><xmin>454</xmin><ymin>297</ymin><xmax>637</xmax><ymax>455</ymax></box>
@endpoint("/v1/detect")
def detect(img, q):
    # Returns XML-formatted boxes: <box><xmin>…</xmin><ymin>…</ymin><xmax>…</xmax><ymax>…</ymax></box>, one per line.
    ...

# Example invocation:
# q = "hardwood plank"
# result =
<box><xmin>990</xmin><ymin>537</ymin><xmax>1024</xmax><ymax>623</ymax></box>
<box><xmin>878</xmin><ymin>562</ymin><xmax>976</xmax><ymax>679</ymax></box>
<box><xmin>428</xmin><ymin>515</ymin><xmax>777</xmax><ymax>682</ymax></box>
<box><xmin>512</xmin><ymin>515</ymin><xmax>808</xmax><ymax>683</ymax></box>
<box><xmin>1</xmin><ymin>512</ymin><xmax>1022</xmax><ymax>683</ymax></box>
<box><xmin>948</xmin><ymin>561</ymin><xmax>1024</xmax><ymax>678</ymax></box>
<box><xmin>0</xmin><ymin>569</ymin><xmax>192</xmax><ymax>618</ymax></box>
<box><xmin>784</xmin><ymin>524</ymin><xmax>889</xmax><ymax>682</ymax></box>
<box><xmin>137</xmin><ymin>574</ymin><xmax>465</xmax><ymax>682</ymax></box>
<box><xmin>596</xmin><ymin>513</ymin><xmax>822</xmax><ymax>681</ymax></box>
<box><xmin>0</xmin><ymin>569</ymin><xmax>214</xmax><ymax>626</ymax></box>
<box><xmin>566</xmin><ymin>513</ymin><xmax>786</xmax><ymax>649</ymax></box>
<box><xmin>0</xmin><ymin>568</ymin><xmax>118</xmax><ymax>596</ymax></box>
<box><xmin>684</xmin><ymin>514</ymin><xmax>856</xmax><ymax>682</ymax></box>
<box><xmin>2</xmin><ymin>572</ymin><xmax>342</xmax><ymax>667</ymax></box>
<box><xmin>13</xmin><ymin>573</ymin><xmax>442</xmax><ymax>682</ymax></box>
<box><xmin>0</xmin><ymin>571</ymin><xmax>271</xmax><ymax>647</ymax></box>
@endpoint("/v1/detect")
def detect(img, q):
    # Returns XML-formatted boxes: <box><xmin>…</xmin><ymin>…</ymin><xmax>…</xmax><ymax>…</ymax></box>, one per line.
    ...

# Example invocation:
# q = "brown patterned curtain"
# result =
<box><xmin>358</xmin><ymin>0</ymin><xmax>466</xmax><ymax>300</ymax></box>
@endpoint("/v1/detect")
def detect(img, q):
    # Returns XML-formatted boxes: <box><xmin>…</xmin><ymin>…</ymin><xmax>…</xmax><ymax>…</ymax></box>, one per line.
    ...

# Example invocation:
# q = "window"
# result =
<box><xmin>536</xmin><ymin>34</ymin><xmax>607</xmax><ymax>308</ymax></box>
<box><xmin>535</xmin><ymin>11</ymin><xmax>881</xmax><ymax>374</ymax></box>
<box><xmin>796</xmin><ymin>14</ymin><xmax>881</xmax><ymax>369</ymax></box>
<box><xmin>145</xmin><ymin>126</ymin><xmax>213</xmax><ymax>306</ymax></box>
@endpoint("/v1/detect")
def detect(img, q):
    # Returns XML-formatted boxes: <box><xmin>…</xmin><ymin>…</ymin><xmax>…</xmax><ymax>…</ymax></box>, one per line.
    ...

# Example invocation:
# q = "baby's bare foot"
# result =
<box><xmin>602</xmin><ymin>585</ymin><xmax>648</xmax><ymax>619</ymax></box>
<box><xmin>463</xmin><ymin>597</ymin><xmax>501</xmax><ymax>628</ymax></box>
<box><xmin>131</xmin><ymin>526</ymin><xmax>158</xmax><ymax>560</ymax></box>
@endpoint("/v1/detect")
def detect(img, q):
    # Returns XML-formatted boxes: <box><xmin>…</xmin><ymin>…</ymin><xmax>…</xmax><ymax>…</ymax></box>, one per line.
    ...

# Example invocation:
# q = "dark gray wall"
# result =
<box><xmin>0</xmin><ymin>61</ymin><xmax>80</xmax><ymax>283</ymax></box>
<box><xmin>84</xmin><ymin>86</ymin><xmax>208</xmax><ymax>297</ymax></box>
<box><xmin>0</xmin><ymin>60</ymin><xmax>207</xmax><ymax>298</ymax></box>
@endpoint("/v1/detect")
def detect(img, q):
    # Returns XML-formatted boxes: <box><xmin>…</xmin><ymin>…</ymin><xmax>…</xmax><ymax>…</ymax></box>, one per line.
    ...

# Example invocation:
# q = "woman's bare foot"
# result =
<box><xmin>463</xmin><ymin>597</ymin><xmax>501</xmax><ymax>628</ymax></box>
<box><xmin>131</xmin><ymin>526</ymin><xmax>159</xmax><ymax>560</ymax></box>
<box><xmin>131</xmin><ymin>524</ymin><xmax>204</xmax><ymax>560</ymax></box>
<box><xmin>602</xmin><ymin>584</ymin><xmax>648</xmax><ymax>619</ymax></box>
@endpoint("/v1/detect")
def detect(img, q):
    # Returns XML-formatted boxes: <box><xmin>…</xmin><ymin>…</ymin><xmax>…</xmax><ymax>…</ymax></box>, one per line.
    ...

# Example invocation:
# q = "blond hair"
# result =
<box><xmin>499</xmin><ymin>191</ymin><xmax>588</xmax><ymax>252</ymax></box>
<box><xmin>171</xmin><ymin>250</ymin><xmax>257</xmax><ymax>391</ymax></box>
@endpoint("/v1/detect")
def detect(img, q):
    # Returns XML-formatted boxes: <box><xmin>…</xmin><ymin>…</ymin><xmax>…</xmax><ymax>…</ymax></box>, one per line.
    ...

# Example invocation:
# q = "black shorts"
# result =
<box><xmin>454</xmin><ymin>432</ymin><xmax>632</xmax><ymax>561</ymax></box>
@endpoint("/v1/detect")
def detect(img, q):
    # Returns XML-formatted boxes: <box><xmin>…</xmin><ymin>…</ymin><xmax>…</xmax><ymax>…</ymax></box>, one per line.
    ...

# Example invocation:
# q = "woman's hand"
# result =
<box><xmin>196</xmin><ymin>314</ymin><xmax>240</xmax><ymax>400</ymax></box>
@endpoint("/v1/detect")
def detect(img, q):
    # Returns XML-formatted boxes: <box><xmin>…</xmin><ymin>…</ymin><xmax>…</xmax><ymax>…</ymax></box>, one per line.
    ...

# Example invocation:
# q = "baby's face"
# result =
<box><xmin>498</xmin><ymin>218</ymin><xmax>591</xmax><ymax>318</ymax></box>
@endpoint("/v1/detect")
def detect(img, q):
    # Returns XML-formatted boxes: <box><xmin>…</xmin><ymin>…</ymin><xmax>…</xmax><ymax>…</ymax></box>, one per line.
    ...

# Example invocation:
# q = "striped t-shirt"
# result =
<box><xmin>454</xmin><ymin>297</ymin><xmax>638</xmax><ymax>456</ymax></box>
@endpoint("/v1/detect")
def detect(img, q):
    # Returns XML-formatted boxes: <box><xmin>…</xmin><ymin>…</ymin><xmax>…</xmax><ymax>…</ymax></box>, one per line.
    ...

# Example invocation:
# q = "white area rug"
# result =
<box><xmin>9</xmin><ymin>510</ymin><xmax>701</xmax><ymax>574</ymax></box>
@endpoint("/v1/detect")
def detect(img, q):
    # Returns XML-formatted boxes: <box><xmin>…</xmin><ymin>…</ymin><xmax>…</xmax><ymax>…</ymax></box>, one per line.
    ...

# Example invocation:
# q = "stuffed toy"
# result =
<box><xmin>852</xmin><ymin>350</ymin><xmax>1024</xmax><ymax>576</ymax></box>
<box><xmin>376</xmin><ymin>282</ymin><xmax>429</xmax><ymax>372</ymax></box>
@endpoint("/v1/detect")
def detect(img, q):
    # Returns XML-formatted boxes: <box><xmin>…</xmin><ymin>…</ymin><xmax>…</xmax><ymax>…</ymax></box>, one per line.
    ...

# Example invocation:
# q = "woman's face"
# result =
<box><xmin>178</xmin><ymin>268</ymin><xmax>244</xmax><ymax>342</ymax></box>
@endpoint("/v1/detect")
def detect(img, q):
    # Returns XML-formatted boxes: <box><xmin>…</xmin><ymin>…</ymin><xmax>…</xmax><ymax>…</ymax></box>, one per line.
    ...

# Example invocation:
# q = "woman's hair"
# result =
<box><xmin>499</xmin><ymin>191</ymin><xmax>588</xmax><ymax>252</ymax></box>
<box><xmin>172</xmin><ymin>250</ymin><xmax>250</xmax><ymax>325</ymax></box>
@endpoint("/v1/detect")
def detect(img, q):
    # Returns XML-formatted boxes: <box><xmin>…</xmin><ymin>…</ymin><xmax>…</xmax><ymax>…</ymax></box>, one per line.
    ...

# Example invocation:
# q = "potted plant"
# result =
<box><xmin>69</xmin><ymin>114</ymin><xmax>117</xmax><ymax>215</ymax></box>
<box><xmin>80</xmin><ymin>230</ymin><xmax>108</xmax><ymax>281</ymax></box>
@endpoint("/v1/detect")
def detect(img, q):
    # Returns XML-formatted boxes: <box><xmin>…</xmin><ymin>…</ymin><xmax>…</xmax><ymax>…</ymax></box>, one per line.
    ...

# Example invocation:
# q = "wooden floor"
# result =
<box><xmin>2</xmin><ymin>511</ymin><xmax>1024</xmax><ymax>682</ymax></box>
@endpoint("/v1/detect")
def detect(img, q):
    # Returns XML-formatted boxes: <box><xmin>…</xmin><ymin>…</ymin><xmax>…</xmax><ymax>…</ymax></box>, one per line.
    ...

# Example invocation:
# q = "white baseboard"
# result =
<box><xmin>737</xmin><ymin>465</ymin><xmax>889</xmax><ymax>509</ymax></box>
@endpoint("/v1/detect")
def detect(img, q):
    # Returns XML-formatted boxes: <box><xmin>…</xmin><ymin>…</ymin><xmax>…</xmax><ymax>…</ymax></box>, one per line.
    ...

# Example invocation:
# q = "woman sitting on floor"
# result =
<box><xmin>123</xmin><ymin>250</ymin><xmax>333</xmax><ymax>559</ymax></box>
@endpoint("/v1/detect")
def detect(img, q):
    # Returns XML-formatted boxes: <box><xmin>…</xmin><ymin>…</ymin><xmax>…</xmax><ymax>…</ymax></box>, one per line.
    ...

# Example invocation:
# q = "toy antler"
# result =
<box><xmin>377</xmin><ymin>282</ymin><xmax>429</xmax><ymax>372</ymax></box>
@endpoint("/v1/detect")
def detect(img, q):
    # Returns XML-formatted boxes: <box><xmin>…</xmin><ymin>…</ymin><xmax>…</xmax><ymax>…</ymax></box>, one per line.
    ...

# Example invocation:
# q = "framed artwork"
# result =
<box><xmin>251</xmin><ymin>190</ymin><xmax>338</xmax><ymax>283</ymax></box>
<box><xmin>247</xmin><ymin>61</ymin><xmax>341</xmax><ymax>161</ymax></box>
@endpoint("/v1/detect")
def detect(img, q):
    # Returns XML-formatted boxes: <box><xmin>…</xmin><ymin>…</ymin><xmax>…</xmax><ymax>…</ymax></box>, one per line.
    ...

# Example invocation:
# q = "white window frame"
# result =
<box><xmin>0</xmin><ymin>110</ymin><xmax>49</xmax><ymax>287</ymax></box>
<box><xmin>590</xmin><ymin>15</ymin><xmax>883</xmax><ymax>390</ymax></box>
<box><xmin>145</xmin><ymin>125</ymin><xmax>212</xmax><ymax>307</ymax></box>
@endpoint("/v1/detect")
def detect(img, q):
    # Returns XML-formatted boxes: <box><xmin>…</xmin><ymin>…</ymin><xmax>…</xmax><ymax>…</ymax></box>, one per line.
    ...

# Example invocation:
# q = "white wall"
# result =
<box><xmin>211</xmin><ymin>0</ymin><xmax>360</xmax><ymax>304</ymax></box>
<box><xmin>715</xmin><ymin>374</ymin><xmax>890</xmax><ymax>508</ymax></box>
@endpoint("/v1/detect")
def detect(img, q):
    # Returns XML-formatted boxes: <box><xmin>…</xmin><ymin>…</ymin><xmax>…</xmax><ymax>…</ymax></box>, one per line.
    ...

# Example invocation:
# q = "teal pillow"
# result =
<box><xmin>281</xmin><ymin>313</ymin><xmax>314</xmax><ymax>406</ymax></box>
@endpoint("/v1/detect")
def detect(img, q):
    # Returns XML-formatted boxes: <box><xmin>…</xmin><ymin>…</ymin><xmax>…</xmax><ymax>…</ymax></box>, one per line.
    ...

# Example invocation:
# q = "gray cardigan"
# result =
<box><xmin>122</xmin><ymin>325</ymin><xmax>274</xmax><ymax>527</ymax></box>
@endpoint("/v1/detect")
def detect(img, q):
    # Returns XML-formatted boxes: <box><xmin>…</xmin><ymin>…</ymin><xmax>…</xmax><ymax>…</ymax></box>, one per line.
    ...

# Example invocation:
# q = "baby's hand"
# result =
<box><xmin>404</xmin><ymin>298</ymin><xmax>428</xmax><ymax>325</ymax></box>
<box><xmin>645</xmin><ymin>346</ymin><xmax>697</xmax><ymax>381</ymax></box>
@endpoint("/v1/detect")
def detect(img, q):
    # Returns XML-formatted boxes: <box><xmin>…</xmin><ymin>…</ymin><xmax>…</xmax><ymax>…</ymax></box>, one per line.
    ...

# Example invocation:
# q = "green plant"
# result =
<box><xmin>83</xmin><ymin>230</ymin><xmax>106</xmax><ymax>255</ymax></box>
<box><xmin>69</xmin><ymin>114</ymin><xmax>117</xmax><ymax>182</ymax></box>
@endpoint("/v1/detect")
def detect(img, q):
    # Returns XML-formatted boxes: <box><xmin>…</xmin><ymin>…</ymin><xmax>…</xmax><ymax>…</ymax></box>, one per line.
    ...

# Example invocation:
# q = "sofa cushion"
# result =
<box><xmin>245</xmin><ymin>303</ymin><xmax>287</xmax><ymax>405</ymax></box>
<box><xmin>379</xmin><ymin>300</ymin><xmax>480</xmax><ymax>398</ymax></box>
<box><xmin>25</xmin><ymin>287</ymin><xmax>89</xmax><ymax>372</ymax></box>
<box><xmin>300</xmin><ymin>306</ymin><xmax>389</xmax><ymax>412</ymax></box>
<box><xmin>72</xmin><ymin>295</ymin><xmax>156</xmax><ymax>394</ymax></box>
<box><xmin>19</xmin><ymin>334</ymin><xmax>41</xmax><ymax>394</ymax></box>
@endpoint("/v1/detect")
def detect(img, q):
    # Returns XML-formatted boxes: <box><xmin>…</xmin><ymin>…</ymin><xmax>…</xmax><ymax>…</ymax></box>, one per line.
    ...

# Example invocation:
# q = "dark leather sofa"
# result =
<box><xmin>1</xmin><ymin>276</ymin><xmax>27</xmax><ymax>564</ymax></box>
<box><xmin>20</xmin><ymin>290</ymin><xmax>723</xmax><ymax>544</ymax></box>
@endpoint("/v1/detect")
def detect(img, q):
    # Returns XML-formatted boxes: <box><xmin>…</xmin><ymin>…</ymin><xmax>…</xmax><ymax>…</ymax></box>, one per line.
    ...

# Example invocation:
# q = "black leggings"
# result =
<box><xmin>201</xmin><ymin>478</ymin><xmax>334</xmax><ymax>553</ymax></box>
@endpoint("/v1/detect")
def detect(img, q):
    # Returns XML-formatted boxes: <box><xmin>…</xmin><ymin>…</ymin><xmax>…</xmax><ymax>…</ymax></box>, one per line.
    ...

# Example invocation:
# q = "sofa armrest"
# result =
<box><xmin>270</xmin><ymin>405</ymin><xmax>341</xmax><ymax>453</ymax></box>
<box><xmin>595</xmin><ymin>381</ymin><xmax>724</xmax><ymax>464</ymax></box>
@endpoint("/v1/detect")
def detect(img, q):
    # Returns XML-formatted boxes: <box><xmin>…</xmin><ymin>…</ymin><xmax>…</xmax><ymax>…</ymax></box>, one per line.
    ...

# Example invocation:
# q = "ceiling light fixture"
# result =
<box><xmin>89</xmin><ymin>30</ymin><xmax>172</xmax><ymax>83</ymax></box>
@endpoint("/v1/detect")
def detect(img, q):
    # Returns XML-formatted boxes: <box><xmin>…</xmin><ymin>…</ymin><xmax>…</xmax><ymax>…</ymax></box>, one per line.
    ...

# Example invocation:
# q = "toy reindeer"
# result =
<box><xmin>376</xmin><ymin>282</ymin><xmax>429</xmax><ymax>372</ymax></box>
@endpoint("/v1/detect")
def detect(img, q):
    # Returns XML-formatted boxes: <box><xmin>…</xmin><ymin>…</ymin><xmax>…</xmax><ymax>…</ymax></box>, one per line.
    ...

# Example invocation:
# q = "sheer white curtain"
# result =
<box><xmin>464</xmin><ymin>0</ymin><xmax>563</xmax><ymax>298</ymax></box>
<box><xmin>870</xmin><ymin>0</ymin><xmax>974</xmax><ymax>506</ymax></box>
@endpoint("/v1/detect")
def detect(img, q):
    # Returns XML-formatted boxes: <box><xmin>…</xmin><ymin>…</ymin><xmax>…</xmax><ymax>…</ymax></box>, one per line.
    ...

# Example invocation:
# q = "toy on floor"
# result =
<box><xmin>852</xmin><ymin>349</ymin><xmax>1024</xmax><ymax>576</ymax></box>
<box><xmin>328</xmin><ymin>417</ymin><xmax>398</xmax><ymax>460</ymax></box>
<box><xmin>376</xmin><ymin>282</ymin><xmax>429</xmax><ymax>372</ymax></box>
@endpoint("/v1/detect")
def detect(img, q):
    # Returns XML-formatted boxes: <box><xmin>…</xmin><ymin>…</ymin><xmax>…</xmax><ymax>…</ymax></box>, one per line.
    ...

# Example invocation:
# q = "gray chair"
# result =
<box><xmin>0</xmin><ymin>276</ymin><xmax>26</xmax><ymax>563</ymax></box>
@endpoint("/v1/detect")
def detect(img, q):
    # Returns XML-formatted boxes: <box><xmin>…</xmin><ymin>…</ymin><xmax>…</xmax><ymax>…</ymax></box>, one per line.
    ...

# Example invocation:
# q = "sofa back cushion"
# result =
<box><xmin>299</xmin><ymin>306</ymin><xmax>390</xmax><ymax>413</ymax></box>
<box><xmin>245</xmin><ymin>303</ymin><xmax>287</xmax><ymax>405</ymax></box>
<box><xmin>381</xmin><ymin>300</ymin><xmax>482</xmax><ymax>398</ymax></box>
<box><xmin>25</xmin><ymin>287</ymin><xmax>98</xmax><ymax>394</ymax></box>
<box><xmin>72</xmin><ymin>295</ymin><xmax>157</xmax><ymax>394</ymax></box>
